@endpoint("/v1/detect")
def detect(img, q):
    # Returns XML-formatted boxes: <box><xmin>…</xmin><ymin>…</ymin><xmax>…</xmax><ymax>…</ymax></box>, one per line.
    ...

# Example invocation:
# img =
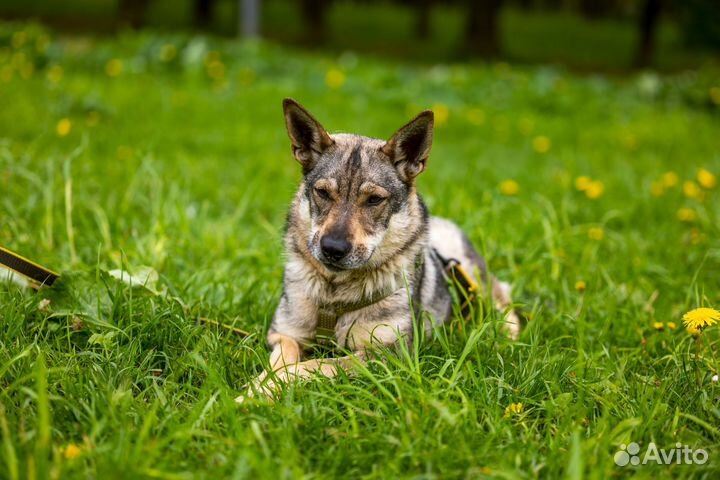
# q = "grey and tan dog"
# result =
<box><xmin>237</xmin><ymin>99</ymin><xmax>521</xmax><ymax>401</ymax></box>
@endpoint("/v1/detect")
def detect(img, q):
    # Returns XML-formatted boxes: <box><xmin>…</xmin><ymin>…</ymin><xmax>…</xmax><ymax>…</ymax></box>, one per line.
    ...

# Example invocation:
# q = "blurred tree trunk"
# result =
<box><xmin>634</xmin><ymin>0</ymin><xmax>661</xmax><ymax>68</ymax></box>
<box><xmin>415</xmin><ymin>0</ymin><xmax>431</xmax><ymax>39</ymax></box>
<box><xmin>241</xmin><ymin>0</ymin><xmax>261</xmax><ymax>38</ymax></box>
<box><xmin>300</xmin><ymin>0</ymin><xmax>328</xmax><ymax>45</ymax></box>
<box><xmin>195</xmin><ymin>0</ymin><xmax>214</xmax><ymax>29</ymax></box>
<box><xmin>117</xmin><ymin>0</ymin><xmax>148</xmax><ymax>29</ymax></box>
<box><xmin>465</xmin><ymin>0</ymin><xmax>502</xmax><ymax>57</ymax></box>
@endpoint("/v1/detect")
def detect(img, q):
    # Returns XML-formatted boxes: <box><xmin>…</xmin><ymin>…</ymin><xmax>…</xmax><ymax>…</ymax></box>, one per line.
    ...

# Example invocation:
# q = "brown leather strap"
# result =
<box><xmin>315</xmin><ymin>288</ymin><xmax>398</xmax><ymax>342</ymax></box>
<box><xmin>0</xmin><ymin>246</ymin><xmax>59</xmax><ymax>287</ymax></box>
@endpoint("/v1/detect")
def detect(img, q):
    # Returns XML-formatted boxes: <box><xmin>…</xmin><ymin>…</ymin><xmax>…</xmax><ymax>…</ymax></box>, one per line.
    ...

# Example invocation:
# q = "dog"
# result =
<box><xmin>236</xmin><ymin>99</ymin><xmax>521</xmax><ymax>401</ymax></box>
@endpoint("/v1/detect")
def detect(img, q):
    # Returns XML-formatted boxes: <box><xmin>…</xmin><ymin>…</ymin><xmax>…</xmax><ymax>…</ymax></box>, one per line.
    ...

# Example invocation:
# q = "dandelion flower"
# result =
<box><xmin>64</xmin><ymin>443</ymin><xmax>82</xmax><ymax>460</ymax></box>
<box><xmin>585</xmin><ymin>180</ymin><xmax>604</xmax><ymax>199</ymax></box>
<box><xmin>653</xmin><ymin>322</ymin><xmax>664</xmax><ymax>331</ymax></box>
<box><xmin>650</xmin><ymin>181</ymin><xmax>665</xmax><ymax>197</ymax></box>
<box><xmin>709</xmin><ymin>87</ymin><xmax>720</xmax><ymax>106</ymax></box>
<box><xmin>499</xmin><ymin>179</ymin><xmax>519</xmax><ymax>196</ymax></box>
<box><xmin>105</xmin><ymin>59</ymin><xmax>123</xmax><ymax>77</ymax></box>
<box><xmin>588</xmin><ymin>227</ymin><xmax>604</xmax><ymax>241</ymax></box>
<box><xmin>667</xmin><ymin>322</ymin><xmax>676</xmax><ymax>330</ymax></box>
<box><xmin>466</xmin><ymin>108</ymin><xmax>486</xmax><ymax>126</ymax></box>
<box><xmin>504</xmin><ymin>402</ymin><xmax>523</xmax><ymax>417</ymax></box>
<box><xmin>682</xmin><ymin>308</ymin><xmax>720</xmax><ymax>331</ymax></box>
<box><xmin>11</xmin><ymin>31</ymin><xmax>26</xmax><ymax>49</ymax></box>
<box><xmin>662</xmin><ymin>172</ymin><xmax>678</xmax><ymax>188</ymax></box>
<box><xmin>206</xmin><ymin>60</ymin><xmax>225</xmax><ymax>80</ymax></box>
<box><xmin>325</xmin><ymin>68</ymin><xmax>345</xmax><ymax>89</ymax></box>
<box><xmin>56</xmin><ymin>118</ymin><xmax>72</xmax><ymax>137</ymax></box>
<box><xmin>687</xmin><ymin>324</ymin><xmax>701</xmax><ymax>337</ymax></box>
<box><xmin>575</xmin><ymin>176</ymin><xmax>592</xmax><ymax>191</ymax></box>
<box><xmin>677</xmin><ymin>207</ymin><xmax>696</xmax><ymax>223</ymax></box>
<box><xmin>159</xmin><ymin>44</ymin><xmax>177</xmax><ymax>62</ymax></box>
<box><xmin>433</xmin><ymin>104</ymin><xmax>450</xmax><ymax>127</ymax></box>
<box><xmin>575</xmin><ymin>280</ymin><xmax>586</xmax><ymax>293</ymax></box>
<box><xmin>47</xmin><ymin>64</ymin><xmax>63</xmax><ymax>83</ymax></box>
<box><xmin>683</xmin><ymin>181</ymin><xmax>702</xmax><ymax>199</ymax></box>
<box><xmin>697</xmin><ymin>169</ymin><xmax>716</xmax><ymax>189</ymax></box>
<box><xmin>532</xmin><ymin>135</ymin><xmax>551</xmax><ymax>154</ymax></box>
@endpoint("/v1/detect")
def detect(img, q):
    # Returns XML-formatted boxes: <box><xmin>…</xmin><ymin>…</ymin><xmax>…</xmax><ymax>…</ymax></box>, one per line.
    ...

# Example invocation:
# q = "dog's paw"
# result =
<box><xmin>235</xmin><ymin>372</ymin><xmax>284</xmax><ymax>404</ymax></box>
<box><xmin>504</xmin><ymin>310</ymin><xmax>521</xmax><ymax>340</ymax></box>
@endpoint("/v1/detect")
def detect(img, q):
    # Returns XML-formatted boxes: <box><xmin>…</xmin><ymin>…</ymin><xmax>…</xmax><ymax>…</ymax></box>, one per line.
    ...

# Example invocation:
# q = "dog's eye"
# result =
<box><xmin>366</xmin><ymin>195</ymin><xmax>386</xmax><ymax>207</ymax></box>
<box><xmin>315</xmin><ymin>187</ymin><xmax>331</xmax><ymax>201</ymax></box>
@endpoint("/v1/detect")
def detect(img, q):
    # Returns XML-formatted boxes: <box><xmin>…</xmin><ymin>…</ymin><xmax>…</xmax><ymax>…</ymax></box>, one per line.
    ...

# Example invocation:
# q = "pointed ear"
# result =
<box><xmin>381</xmin><ymin>110</ymin><xmax>434</xmax><ymax>182</ymax></box>
<box><xmin>283</xmin><ymin>98</ymin><xmax>334</xmax><ymax>173</ymax></box>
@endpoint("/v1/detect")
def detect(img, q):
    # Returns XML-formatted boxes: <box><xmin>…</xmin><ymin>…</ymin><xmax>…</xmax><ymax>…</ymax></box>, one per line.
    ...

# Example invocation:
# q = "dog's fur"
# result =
<box><xmin>237</xmin><ymin>99</ymin><xmax>520</xmax><ymax>401</ymax></box>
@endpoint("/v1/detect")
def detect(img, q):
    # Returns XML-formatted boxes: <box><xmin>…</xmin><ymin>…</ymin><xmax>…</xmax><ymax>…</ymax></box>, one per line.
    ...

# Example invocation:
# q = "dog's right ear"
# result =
<box><xmin>283</xmin><ymin>98</ymin><xmax>334</xmax><ymax>173</ymax></box>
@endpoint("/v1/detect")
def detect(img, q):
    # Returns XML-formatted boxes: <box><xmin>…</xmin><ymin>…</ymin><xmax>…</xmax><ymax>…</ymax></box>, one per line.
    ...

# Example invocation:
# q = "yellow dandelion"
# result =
<box><xmin>325</xmin><ymin>68</ymin><xmax>345</xmax><ymax>89</ymax></box>
<box><xmin>653</xmin><ymin>322</ymin><xmax>664</xmax><ymax>331</ymax></box>
<box><xmin>238</xmin><ymin>67</ymin><xmax>256</xmax><ymax>86</ymax></box>
<box><xmin>517</xmin><ymin>117</ymin><xmax>534</xmax><ymax>136</ymax></box>
<box><xmin>697</xmin><ymin>168</ymin><xmax>716</xmax><ymax>189</ymax></box>
<box><xmin>677</xmin><ymin>207</ymin><xmax>697</xmax><ymax>223</ymax></box>
<box><xmin>56</xmin><ymin>118</ymin><xmax>72</xmax><ymax>137</ymax></box>
<box><xmin>36</xmin><ymin>34</ymin><xmax>50</xmax><ymax>53</ymax></box>
<box><xmin>588</xmin><ymin>227</ymin><xmax>604</xmax><ymax>241</ymax></box>
<box><xmin>667</xmin><ymin>322</ymin><xmax>677</xmax><ymax>330</ymax></box>
<box><xmin>682</xmin><ymin>308</ymin><xmax>720</xmax><ymax>331</ymax></box>
<box><xmin>504</xmin><ymin>402</ymin><xmax>523</xmax><ymax>417</ymax></box>
<box><xmin>433</xmin><ymin>104</ymin><xmax>450</xmax><ymax>127</ymax></box>
<box><xmin>650</xmin><ymin>181</ymin><xmax>665</xmax><ymax>197</ymax></box>
<box><xmin>683</xmin><ymin>180</ymin><xmax>702</xmax><ymax>199</ymax></box>
<box><xmin>47</xmin><ymin>64</ymin><xmax>63</xmax><ymax>83</ymax></box>
<box><xmin>574</xmin><ymin>176</ymin><xmax>592</xmax><ymax>191</ymax></box>
<box><xmin>687</xmin><ymin>324</ymin><xmax>701</xmax><ymax>337</ymax></box>
<box><xmin>206</xmin><ymin>60</ymin><xmax>225</xmax><ymax>80</ymax></box>
<box><xmin>466</xmin><ymin>108</ymin><xmax>486</xmax><ymax>126</ymax></box>
<box><xmin>11</xmin><ymin>31</ymin><xmax>26</xmax><ymax>49</ymax></box>
<box><xmin>574</xmin><ymin>280</ymin><xmax>586</xmax><ymax>293</ymax></box>
<box><xmin>532</xmin><ymin>135</ymin><xmax>551</xmax><ymax>154</ymax></box>
<box><xmin>205</xmin><ymin>50</ymin><xmax>220</xmax><ymax>64</ymax></box>
<box><xmin>0</xmin><ymin>65</ymin><xmax>12</xmax><ymax>83</ymax></box>
<box><xmin>159</xmin><ymin>44</ymin><xmax>177</xmax><ymax>62</ymax></box>
<box><xmin>585</xmin><ymin>180</ymin><xmax>604</xmax><ymax>199</ymax></box>
<box><xmin>662</xmin><ymin>171</ymin><xmax>678</xmax><ymax>188</ymax></box>
<box><xmin>19</xmin><ymin>62</ymin><xmax>34</xmax><ymax>79</ymax></box>
<box><xmin>64</xmin><ymin>443</ymin><xmax>82</xmax><ymax>460</ymax></box>
<box><xmin>499</xmin><ymin>179</ymin><xmax>519</xmax><ymax>196</ymax></box>
<box><xmin>709</xmin><ymin>87</ymin><xmax>720</xmax><ymax>106</ymax></box>
<box><xmin>105</xmin><ymin>59</ymin><xmax>123</xmax><ymax>77</ymax></box>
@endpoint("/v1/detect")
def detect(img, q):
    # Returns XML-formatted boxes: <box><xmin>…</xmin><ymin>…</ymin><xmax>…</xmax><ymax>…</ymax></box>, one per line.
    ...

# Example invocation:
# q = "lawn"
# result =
<box><xmin>1</xmin><ymin>23</ymin><xmax>720</xmax><ymax>479</ymax></box>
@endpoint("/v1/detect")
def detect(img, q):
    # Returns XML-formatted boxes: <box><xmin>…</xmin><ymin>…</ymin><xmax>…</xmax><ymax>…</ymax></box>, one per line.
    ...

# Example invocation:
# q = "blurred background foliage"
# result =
<box><xmin>0</xmin><ymin>0</ymin><xmax>718</xmax><ymax>71</ymax></box>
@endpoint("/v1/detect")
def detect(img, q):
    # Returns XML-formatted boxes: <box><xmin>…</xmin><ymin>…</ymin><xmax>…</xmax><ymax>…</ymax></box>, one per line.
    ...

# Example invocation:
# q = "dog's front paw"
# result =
<box><xmin>235</xmin><ymin>371</ymin><xmax>285</xmax><ymax>404</ymax></box>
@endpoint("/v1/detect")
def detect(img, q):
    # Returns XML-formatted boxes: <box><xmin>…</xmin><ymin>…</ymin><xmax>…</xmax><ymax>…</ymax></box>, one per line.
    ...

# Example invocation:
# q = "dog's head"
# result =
<box><xmin>283</xmin><ymin>98</ymin><xmax>433</xmax><ymax>271</ymax></box>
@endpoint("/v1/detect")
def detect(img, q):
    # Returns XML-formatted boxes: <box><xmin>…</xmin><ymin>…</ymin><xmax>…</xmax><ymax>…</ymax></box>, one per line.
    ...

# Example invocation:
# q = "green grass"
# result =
<box><xmin>1</xmin><ymin>23</ymin><xmax>720</xmax><ymax>479</ymax></box>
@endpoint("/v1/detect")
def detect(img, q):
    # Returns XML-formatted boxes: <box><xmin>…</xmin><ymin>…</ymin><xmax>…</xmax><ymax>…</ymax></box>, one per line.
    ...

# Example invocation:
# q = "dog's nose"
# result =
<box><xmin>320</xmin><ymin>234</ymin><xmax>351</xmax><ymax>262</ymax></box>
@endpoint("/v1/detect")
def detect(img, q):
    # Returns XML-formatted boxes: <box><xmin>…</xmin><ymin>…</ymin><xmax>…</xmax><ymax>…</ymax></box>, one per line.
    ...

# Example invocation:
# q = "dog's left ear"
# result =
<box><xmin>283</xmin><ymin>98</ymin><xmax>334</xmax><ymax>173</ymax></box>
<box><xmin>381</xmin><ymin>111</ymin><xmax>434</xmax><ymax>182</ymax></box>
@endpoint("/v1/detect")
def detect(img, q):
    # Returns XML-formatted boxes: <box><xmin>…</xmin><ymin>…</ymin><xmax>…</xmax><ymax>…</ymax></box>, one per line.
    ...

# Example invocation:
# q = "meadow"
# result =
<box><xmin>1</xmin><ymin>23</ymin><xmax>720</xmax><ymax>479</ymax></box>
